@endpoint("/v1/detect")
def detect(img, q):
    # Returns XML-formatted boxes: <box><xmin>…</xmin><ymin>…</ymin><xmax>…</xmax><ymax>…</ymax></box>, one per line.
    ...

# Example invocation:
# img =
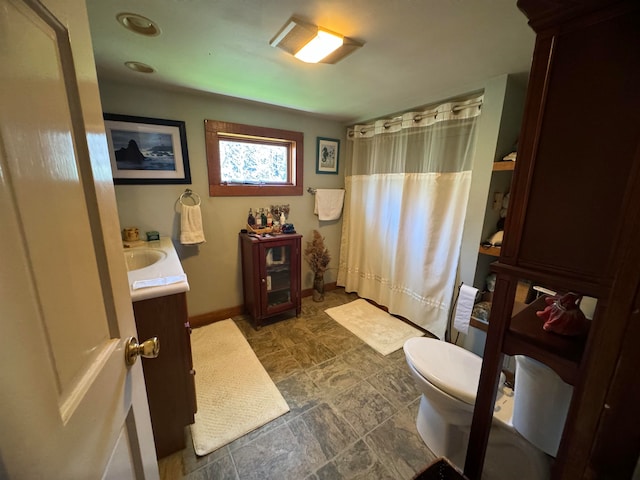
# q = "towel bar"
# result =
<box><xmin>179</xmin><ymin>188</ymin><xmax>201</xmax><ymax>206</ymax></box>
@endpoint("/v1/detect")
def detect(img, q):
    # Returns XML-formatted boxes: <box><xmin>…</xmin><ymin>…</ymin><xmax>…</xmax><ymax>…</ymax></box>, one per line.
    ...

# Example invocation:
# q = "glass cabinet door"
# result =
<box><xmin>264</xmin><ymin>244</ymin><xmax>291</xmax><ymax>310</ymax></box>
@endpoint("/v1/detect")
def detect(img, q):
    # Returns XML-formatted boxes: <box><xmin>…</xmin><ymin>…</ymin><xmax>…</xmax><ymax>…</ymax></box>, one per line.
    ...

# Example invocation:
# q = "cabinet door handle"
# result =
<box><xmin>190</xmin><ymin>369</ymin><xmax>196</xmax><ymax>376</ymax></box>
<box><xmin>185</xmin><ymin>321</ymin><xmax>192</xmax><ymax>334</ymax></box>
<box><xmin>261</xmin><ymin>278</ymin><xmax>266</xmax><ymax>283</ymax></box>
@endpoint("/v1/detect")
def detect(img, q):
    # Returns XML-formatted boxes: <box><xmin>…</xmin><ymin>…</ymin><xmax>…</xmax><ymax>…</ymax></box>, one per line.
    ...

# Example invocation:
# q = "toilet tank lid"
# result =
<box><xmin>404</xmin><ymin>337</ymin><xmax>482</xmax><ymax>405</ymax></box>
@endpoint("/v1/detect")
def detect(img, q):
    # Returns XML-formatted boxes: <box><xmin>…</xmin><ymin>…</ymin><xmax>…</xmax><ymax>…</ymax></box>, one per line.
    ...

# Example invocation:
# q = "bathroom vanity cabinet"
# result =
<box><xmin>133</xmin><ymin>292</ymin><xmax>196</xmax><ymax>458</ymax></box>
<box><xmin>239</xmin><ymin>233</ymin><xmax>302</xmax><ymax>329</ymax></box>
<box><xmin>465</xmin><ymin>2</ymin><xmax>640</xmax><ymax>479</ymax></box>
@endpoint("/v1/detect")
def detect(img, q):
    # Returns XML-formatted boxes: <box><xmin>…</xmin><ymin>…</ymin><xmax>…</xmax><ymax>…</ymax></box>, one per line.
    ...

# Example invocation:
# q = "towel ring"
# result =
<box><xmin>179</xmin><ymin>189</ymin><xmax>201</xmax><ymax>206</ymax></box>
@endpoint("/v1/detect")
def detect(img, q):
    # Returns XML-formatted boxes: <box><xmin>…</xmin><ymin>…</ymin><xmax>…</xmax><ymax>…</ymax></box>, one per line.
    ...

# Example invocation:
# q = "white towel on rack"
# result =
<box><xmin>180</xmin><ymin>204</ymin><xmax>206</xmax><ymax>245</ymax></box>
<box><xmin>314</xmin><ymin>188</ymin><xmax>345</xmax><ymax>221</ymax></box>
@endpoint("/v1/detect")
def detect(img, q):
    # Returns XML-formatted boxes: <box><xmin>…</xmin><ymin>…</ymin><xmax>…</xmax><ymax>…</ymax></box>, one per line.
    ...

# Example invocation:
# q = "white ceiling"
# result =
<box><xmin>86</xmin><ymin>0</ymin><xmax>536</xmax><ymax>124</ymax></box>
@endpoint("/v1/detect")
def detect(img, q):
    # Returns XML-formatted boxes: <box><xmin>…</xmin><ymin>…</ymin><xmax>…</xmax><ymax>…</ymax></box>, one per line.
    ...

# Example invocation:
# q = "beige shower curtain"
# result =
<box><xmin>337</xmin><ymin>96</ymin><xmax>482</xmax><ymax>339</ymax></box>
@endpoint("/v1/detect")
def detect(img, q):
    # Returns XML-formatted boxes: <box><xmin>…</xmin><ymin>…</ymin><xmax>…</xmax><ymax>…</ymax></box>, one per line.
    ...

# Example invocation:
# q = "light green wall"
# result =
<box><xmin>99</xmin><ymin>75</ymin><xmax>524</xmax><ymax>322</ymax></box>
<box><xmin>459</xmin><ymin>74</ymin><xmax>526</xmax><ymax>291</ymax></box>
<box><xmin>473</xmin><ymin>76</ymin><xmax>527</xmax><ymax>289</ymax></box>
<box><xmin>98</xmin><ymin>81</ymin><xmax>345</xmax><ymax>317</ymax></box>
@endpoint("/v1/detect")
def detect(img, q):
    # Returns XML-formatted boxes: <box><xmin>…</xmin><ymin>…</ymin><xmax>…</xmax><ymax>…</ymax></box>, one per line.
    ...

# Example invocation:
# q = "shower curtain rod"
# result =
<box><xmin>348</xmin><ymin>100</ymin><xmax>483</xmax><ymax>137</ymax></box>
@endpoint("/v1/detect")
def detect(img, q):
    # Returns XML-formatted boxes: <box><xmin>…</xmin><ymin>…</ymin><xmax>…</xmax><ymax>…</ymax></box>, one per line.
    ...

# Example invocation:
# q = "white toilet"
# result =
<box><xmin>404</xmin><ymin>337</ymin><xmax>573</xmax><ymax>480</ymax></box>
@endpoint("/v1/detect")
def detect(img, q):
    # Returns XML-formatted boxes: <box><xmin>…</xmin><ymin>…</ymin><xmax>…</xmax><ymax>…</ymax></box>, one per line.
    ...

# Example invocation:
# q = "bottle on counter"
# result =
<box><xmin>247</xmin><ymin>208</ymin><xmax>255</xmax><ymax>226</ymax></box>
<box><xmin>255</xmin><ymin>208</ymin><xmax>263</xmax><ymax>227</ymax></box>
<box><xmin>266</xmin><ymin>209</ymin><xmax>273</xmax><ymax>227</ymax></box>
<box><xmin>261</xmin><ymin>208</ymin><xmax>267</xmax><ymax>226</ymax></box>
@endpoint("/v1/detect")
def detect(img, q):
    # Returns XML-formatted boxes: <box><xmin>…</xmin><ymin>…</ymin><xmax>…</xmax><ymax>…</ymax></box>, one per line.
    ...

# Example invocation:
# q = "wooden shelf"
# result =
<box><xmin>468</xmin><ymin>300</ymin><xmax>528</xmax><ymax>334</ymax></box>
<box><xmin>492</xmin><ymin>161</ymin><xmax>515</xmax><ymax>171</ymax></box>
<box><xmin>470</xmin><ymin>317</ymin><xmax>488</xmax><ymax>332</ymax></box>
<box><xmin>503</xmin><ymin>295</ymin><xmax>588</xmax><ymax>385</ymax></box>
<box><xmin>491</xmin><ymin>261</ymin><xmax>608</xmax><ymax>299</ymax></box>
<box><xmin>478</xmin><ymin>245</ymin><xmax>501</xmax><ymax>256</ymax></box>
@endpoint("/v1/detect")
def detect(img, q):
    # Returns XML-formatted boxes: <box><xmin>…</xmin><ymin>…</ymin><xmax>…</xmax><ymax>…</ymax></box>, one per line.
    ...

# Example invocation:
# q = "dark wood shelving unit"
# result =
<box><xmin>464</xmin><ymin>1</ymin><xmax>640</xmax><ymax>479</ymax></box>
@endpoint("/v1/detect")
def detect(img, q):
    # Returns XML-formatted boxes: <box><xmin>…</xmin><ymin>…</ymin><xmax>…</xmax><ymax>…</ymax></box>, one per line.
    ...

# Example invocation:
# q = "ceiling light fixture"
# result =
<box><xmin>125</xmin><ymin>61</ymin><xmax>156</xmax><ymax>73</ymax></box>
<box><xmin>269</xmin><ymin>16</ymin><xmax>363</xmax><ymax>64</ymax></box>
<box><xmin>116</xmin><ymin>13</ymin><xmax>161</xmax><ymax>37</ymax></box>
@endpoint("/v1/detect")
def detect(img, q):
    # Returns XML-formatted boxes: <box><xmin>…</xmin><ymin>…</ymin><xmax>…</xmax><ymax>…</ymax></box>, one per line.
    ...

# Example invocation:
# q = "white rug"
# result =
<box><xmin>189</xmin><ymin>319</ymin><xmax>289</xmax><ymax>456</ymax></box>
<box><xmin>325</xmin><ymin>299</ymin><xmax>424</xmax><ymax>355</ymax></box>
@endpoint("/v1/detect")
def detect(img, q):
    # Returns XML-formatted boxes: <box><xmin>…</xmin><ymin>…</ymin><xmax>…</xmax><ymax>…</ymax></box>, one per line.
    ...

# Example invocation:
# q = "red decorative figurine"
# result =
<box><xmin>536</xmin><ymin>292</ymin><xmax>589</xmax><ymax>336</ymax></box>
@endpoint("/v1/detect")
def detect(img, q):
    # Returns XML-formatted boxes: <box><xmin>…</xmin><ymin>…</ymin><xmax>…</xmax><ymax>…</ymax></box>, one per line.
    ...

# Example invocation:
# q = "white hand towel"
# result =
<box><xmin>314</xmin><ymin>188</ymin><xmax>345</xmax><ymax>221</ymax></box>
<box><xmin>453</xmin><ymin>284</ymin><xmax>478</xmax><ymax>334</ymax></box>
<box><xmin>180</xmin><ymin>204</ymin><xmax>206</xmax><ymax>245</ymax></box>
<box><xmin>132</xmin><ymin>274</ymin><xmax>188</xmax><ymax>290</ymax></box>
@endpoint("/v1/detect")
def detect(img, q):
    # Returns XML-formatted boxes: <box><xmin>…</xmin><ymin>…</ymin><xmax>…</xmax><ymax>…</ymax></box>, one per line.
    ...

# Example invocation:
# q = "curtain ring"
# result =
<box><xmin>348</xmin><ymin>131</ymin><xmax>354</xmax><ymax>138</ymax></box>
<box><xmin>383</xmin><ymin>122</ymin><xmax>391</xmax><ymax>130</ymax></box>
<box><xmin>413</xmin><ymin>114</ymin><xmax>422</xmax><ymax>123</ymax></box>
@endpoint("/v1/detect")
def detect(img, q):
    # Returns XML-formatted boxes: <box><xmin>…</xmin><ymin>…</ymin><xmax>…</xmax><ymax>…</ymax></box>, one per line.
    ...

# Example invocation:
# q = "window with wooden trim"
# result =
<box><xmin>205</xmin><ymin>120</ymin><xmax>303</xmax><ymax>196</ymax></box>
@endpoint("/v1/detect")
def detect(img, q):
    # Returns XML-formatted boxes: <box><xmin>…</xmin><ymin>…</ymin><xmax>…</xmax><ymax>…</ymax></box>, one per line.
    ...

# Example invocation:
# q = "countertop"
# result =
<box><xmin>126</xmin><ymin>237</ymin><xmax>190</xmax><ymax>302</ymax></box>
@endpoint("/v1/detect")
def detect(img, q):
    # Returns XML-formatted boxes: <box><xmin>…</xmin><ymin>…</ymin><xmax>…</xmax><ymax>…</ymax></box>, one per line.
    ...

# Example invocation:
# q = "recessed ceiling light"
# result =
<box><xmin>116</xmin><ymin>13</ymin><xmax>161</xmax><ymax>36</ymax></box>
<box><xmin>124</xmin><ymin>61</ymin><xmax>155</xmax><ymax>73</ymax></box>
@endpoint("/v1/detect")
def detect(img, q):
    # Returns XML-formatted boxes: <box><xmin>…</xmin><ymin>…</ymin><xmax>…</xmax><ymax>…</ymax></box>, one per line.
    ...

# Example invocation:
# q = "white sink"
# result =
<box><xmin>123</xmin><ymin>248</ymin><xmax>167</xmax><ymax>272</ymax></box>
<box><xmin>124</xmin><ymin>238</ymin><xmax>190</xmax><ymax>302</ymax></box>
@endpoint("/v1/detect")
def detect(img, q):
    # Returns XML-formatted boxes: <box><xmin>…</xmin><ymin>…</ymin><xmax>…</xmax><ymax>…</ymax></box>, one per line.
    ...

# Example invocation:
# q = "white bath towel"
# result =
<box><xmin>314</xmin><ymin>188</ymin><xmax>345</xmax><ymax>221</ymax></box>
<box><xmin>180</xmin><ymin>204</ymin><xmax>206</xmax><ymax>245</ymax></box>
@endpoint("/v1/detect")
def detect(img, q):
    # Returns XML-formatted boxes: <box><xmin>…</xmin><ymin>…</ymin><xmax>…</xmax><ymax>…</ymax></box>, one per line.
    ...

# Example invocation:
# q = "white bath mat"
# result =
<box><xmin>189</xmin><ymin>319</ymin><xmax>289</xmax><ymax>456</ymax></box>
<box><xmin>325</xmin><ymin>299</ymin><xmax>424</xmax><ymax>355</ymax></box>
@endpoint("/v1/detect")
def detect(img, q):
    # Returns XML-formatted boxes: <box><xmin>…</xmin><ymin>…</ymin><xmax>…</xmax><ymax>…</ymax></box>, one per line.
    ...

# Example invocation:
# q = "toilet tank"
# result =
<box><xmin>513</xmin><ymin>355</ymin><xmax>573</xmax><ymax>457</ymax></box>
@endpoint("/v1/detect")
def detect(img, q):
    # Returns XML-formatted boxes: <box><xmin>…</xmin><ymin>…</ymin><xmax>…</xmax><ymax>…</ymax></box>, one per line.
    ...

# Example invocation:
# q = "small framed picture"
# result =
<box><xmin>103</xmin><ymin>113</ymin><xmax>191</xmax><ymax>184</ymax></box>
<box><xmin>316</xmin><ymin>137</ymin><xmax>340</xmax><ymax>174</ymax></box>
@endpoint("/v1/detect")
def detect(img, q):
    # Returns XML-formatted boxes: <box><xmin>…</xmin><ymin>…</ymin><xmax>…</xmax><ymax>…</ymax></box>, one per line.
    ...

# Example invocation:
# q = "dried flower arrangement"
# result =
<box><xmin>304</xmin><ymin>230</ymin><xmax>331</xmax><ymax>301</ymax></box>
<box><xmin>304</xmin><ymin>230</ymin><xmax>331</xmax><ymax>275</ymax></box>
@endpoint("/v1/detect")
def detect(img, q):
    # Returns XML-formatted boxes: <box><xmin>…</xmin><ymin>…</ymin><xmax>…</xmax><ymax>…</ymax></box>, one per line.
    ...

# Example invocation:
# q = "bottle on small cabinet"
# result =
<box><xmin>255</xmin><ymin>208</ymin><xmax>263</xmax><ymax>227</ymax></box>
<box><xmin>247</xmin><ymin>208</ymin><xmax>255</xmax><ymax>226</ymax></box>
<box><xmin>266</xmin><ymin>209</ymin><xmax>273</xmax><ymax>227</ymax></box>
<box><xmin>261</xmin><ymin>209</ymin><xmax>267</xmax><ymax>226</ymax></box>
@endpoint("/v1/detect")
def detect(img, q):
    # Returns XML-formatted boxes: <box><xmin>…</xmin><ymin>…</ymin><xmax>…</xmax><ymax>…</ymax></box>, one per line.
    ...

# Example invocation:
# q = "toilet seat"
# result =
<box><xmin>404</xmin><ymin>337</ymin><xmax>482</xmax><ymax>406</ymax></box>
<box><xmin>403</xmin><ymin>338</ymin><xmax>553</xmax><ymax>479</ymax></box>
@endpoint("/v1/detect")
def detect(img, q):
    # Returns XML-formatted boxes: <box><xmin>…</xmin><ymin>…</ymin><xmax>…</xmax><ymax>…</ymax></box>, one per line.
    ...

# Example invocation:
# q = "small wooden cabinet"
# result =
<box><xmin>132</xmin><ymin>292</ymin><xmax>196</xmax><ymax>458</ymax></box>
<box><xmin>239</xmin><ymin>233</ymin><xmax>302</xmax><ymax>329</ymax></box>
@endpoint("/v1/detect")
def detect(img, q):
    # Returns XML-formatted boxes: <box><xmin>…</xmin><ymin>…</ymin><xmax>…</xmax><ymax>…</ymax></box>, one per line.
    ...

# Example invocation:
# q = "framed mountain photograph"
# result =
<box><xmin>104</xmin><ymin>113</ymin><xmax>191</xmax><ymax>184</ymax></box>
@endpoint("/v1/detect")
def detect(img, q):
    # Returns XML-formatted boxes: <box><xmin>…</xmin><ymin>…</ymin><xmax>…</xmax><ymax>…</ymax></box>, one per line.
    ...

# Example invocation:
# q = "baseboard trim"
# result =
<box><xmin>189</xmin><ymin>305</ymin><xmax>244</xmax><ymax>328</ymax></box>
<box><xmin>188</xmin><ymin>282</ymin><xmax>339</xmax><ymax>328</ymax></box>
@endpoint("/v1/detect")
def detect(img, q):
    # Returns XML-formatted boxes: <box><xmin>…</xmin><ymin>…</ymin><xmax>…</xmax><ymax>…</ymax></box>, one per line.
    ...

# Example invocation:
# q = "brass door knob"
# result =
<box><xmin>125</xmin><ymin>336</ymin><xmax>160</xmax><ymax>366</ymax></box>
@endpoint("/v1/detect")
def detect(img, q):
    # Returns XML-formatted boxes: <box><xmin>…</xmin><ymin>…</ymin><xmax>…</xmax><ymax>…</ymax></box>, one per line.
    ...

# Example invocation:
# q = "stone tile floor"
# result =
<box><xmin>158</xmin><ymin>289</ymin><xmax>437</xmax><ymax>479</ymax></box>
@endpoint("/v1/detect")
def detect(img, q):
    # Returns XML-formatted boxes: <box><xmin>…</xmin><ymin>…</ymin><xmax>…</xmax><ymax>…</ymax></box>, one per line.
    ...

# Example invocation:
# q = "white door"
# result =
<box><xmin>0</xmin><ymin>0</ymin><xmax>159</xmax><ymax>478</ymax></box>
